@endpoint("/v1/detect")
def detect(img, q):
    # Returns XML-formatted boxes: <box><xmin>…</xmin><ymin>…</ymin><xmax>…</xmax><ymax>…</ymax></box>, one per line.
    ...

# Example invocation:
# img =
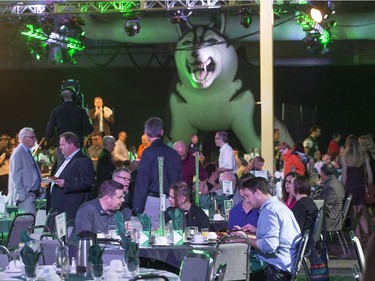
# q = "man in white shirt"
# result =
<box><xmin>113</xmin><ymin>131</ymin><xmax>129</xmax><ymax>166</ymax></box>
<box><xmin>215</xmin><ymin>131</ymin><xmax>237</xmax><ymax>174</ymax></box>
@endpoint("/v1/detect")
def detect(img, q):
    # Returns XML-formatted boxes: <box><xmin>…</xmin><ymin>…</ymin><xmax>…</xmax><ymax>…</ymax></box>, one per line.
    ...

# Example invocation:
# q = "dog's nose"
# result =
<box><xmin>192</xmin><ymin>50</ymin><xmax>199</xmax><ymax>58</ymax></box>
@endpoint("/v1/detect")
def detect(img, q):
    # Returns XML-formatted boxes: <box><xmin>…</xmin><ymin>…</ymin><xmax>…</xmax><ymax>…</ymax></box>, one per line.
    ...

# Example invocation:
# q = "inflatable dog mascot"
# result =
<box><xmin>169</xmin><ymin>15</ymin><xmax>292</xmax><ymax>150</ymax></box>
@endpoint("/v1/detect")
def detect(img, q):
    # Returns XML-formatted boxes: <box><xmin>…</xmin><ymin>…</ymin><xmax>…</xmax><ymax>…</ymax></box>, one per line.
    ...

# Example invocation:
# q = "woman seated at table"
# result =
<box><xmin>289</xmin><ymin>175</ymin><xmax>318</xmax><ymax>234</ymax></box>
<box><xmin>165</xmin><ymin>181</ymin><xmax>210</xmax><ymax>231</ymax></box>
<box><xmin>202</xmin><ymin>162</ymin><xmax>220</xmax><ymax>194</ymax></box>
<box><xmin>282</xmin><ymin>171</ymin><xmax>298</xmax><ymax>209</ymax></box>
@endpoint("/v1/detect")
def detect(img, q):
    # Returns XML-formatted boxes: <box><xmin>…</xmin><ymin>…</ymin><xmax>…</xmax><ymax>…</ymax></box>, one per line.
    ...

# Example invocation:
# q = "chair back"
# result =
<box><xmin>180</xmin><ymin>249</ymin><xmax>213</xmax><ymax>281</ymax></box>
<box><xmin>0</xmin><ymin>245</ymin><xmax>11</xmax><ymax>269</ymax></box>
<box><xmin>312</xmin><ymin>207</ymin><xmax>324</xmax><ymax>245</ymax></box>
<box><xmin>350</xmin><ymin>230</ymin><xmax>365</xmax><ymax>273</ymax></box>
<box><xmin>39</xmin><ymin>233</ymin><xmax>63</xmax><ymax>265</ymax></box>
<box><xmin>46</xmin><ymin>208</ymin><xmax>59</xmax><ymax>234</ymax></box>
<box><xmin>6</xmin><ymin>213</ymin><xmax>35</xmax><ymax>249</ymax></box>
<box><xmin>214</xmin><ymin>263</ymin><xmax>227</xmax><ymax>281</ymax></box>
<box><xmin>343</xmin><ymin>194</ymin><xmax>352</xmax><ymax>218</ymax></box>
<box><xmin>290</xmin><ymin>230</ymin><xmax>310</xmax><ymax>281</ymax></box>
<box><xmin>129</xmin><ymin>274</ymin><xmax>169</xmax><ymax>280</ymax></box>
<box><xmin>213</xmin><ymin>236</ymin><xmax>251</xmax><ymax>281</ymax></box>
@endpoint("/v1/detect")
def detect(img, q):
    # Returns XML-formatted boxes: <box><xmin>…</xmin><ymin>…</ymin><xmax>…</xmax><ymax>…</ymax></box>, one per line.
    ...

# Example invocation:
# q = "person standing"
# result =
<box><xmin>342</xmin><ymin>135</ymin><xmax>373</xmax><ymax>243</ymax></box>
<box><xmin>45</xmin><ymin>86</ymin><xmax>93</xmax><ymax>165</ymax></box>
<box><xmin>113</xmin><ymin>131</ymin><xmax>129</xmax><ymax>166</ymax></box>
<box><xmin>303</xmin><ymin>125</ymin><xmax>321</xmax><ymax>161</ymax></box>
<box><xmin>327</xmin><ymin>132</ymin><xmax>341</xmax><ymax>158</ymax></box>
<box><xmin>8</xmin><ymin>128</ymin><xmax>42</xmax><ymax>214</ymax></box>
<box><xmin>87</xmin><ymin>134</ymin><xmax>103</xmax><ymax>172</ymax></box>
<box><xmin>278</xmin><ymin>142</ymin><xmax>305</xmax><ymax>177</ymax></box>
<box><xmin>97</xmin><ymin>136</ymin><xmax>116</xmax><ymax>187</ymax></box>
<box><xmin>48</xmin><ymin>132</ymin><xmax>94</xmax><ymax>221</ymax></box>
<box><xmin>137</xmin><ymin>134</ymin><xmax>151</xmax><ymax>160</ymax></box>
<box><xmin>215</xmin><ymin>131</ymin><xmax>237</xmax><ymax>174</ymax></box>
<box><xmin>89</xmin><ymin>97</ymin><xmax>114</xmax><ymax>136</ymax></box>
<box><xmin>133</xmin><ymin>117</ymin><xmax>181</xmax><ymax>228</ymax></box>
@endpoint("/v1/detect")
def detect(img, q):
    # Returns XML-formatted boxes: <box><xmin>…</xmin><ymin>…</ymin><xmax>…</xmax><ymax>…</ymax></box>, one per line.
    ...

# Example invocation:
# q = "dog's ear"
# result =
<box><xmin>177</xmin><ymin>19</ymin><xmax>193</xmax><ymax>37</ymax></box>
<box><xmin>209</xmin><ymin>13</ymin><xmax>226</xmax><ymax>34</ymax></box>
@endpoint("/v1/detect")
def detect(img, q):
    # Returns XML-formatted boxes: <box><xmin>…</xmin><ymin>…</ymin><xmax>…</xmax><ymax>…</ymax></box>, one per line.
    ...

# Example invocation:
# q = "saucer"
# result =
<box><xmin>153</xmin><ymin>243</ymin><xmax>169</xmax><ymax>246</ymax></box>
<box><xmin>190</xmin><ymin>240</ymin><xmax>208</xmax><ymax>245</ymax></box>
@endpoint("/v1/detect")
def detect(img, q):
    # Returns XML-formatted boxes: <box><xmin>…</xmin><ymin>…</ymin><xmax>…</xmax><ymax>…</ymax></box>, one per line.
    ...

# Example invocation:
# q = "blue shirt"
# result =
<box><xmin>228</xmin><ymin>201</ymin><xmax>259</xmax><ymax>230</ymax></box>
<box><xmin>255</xmin><ymin>196</ymin><xmax>301</xmax><ymax>273</ymax></box>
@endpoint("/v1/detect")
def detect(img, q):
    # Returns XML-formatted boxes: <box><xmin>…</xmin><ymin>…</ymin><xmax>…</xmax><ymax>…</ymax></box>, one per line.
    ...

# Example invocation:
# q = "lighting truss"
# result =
<box><xmin>0</xmin><ymin>1</ymin><xmax>307</xmax><ymax>16</ymax></box>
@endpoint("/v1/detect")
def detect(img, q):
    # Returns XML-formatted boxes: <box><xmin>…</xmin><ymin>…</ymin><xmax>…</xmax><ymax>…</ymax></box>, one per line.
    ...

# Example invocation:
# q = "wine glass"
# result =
<box><xmin>55</xmin><ymin>246</ymin><xmax>69</xmax><ymax>280</ymax></box>
<box><xmin>91</xmin><ymin>263</ymin><xmax>104</xmax><ymax>281</ymax></box>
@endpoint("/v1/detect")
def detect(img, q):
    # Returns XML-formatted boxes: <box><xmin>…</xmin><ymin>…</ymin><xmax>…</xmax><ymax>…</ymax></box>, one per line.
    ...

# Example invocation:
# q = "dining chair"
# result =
<box><xmin>350</xmin><ymin>230</ymin><xmax>365</xmax><ymax>274</ymax></box>
<box><xmin>0</xmin><ymin>245</ymin><xmax>11</xmax><ymax>270</ymax></box>
<box><xmin>180</xmin><ymin>249</ymin><xmax>214</xmax><ymax>281</ymax></box>
<box><xmin>129</xmin><ymin>274</ymin><xmax>169</xmax><ymax>280</ymax></box>
<box><xmin>329</xmin><ymin>194</ymin><xmax>352</xmax><ymax>257</ymax></box>
<box><xmin>39</xmin><ymin>233</ymin><xmax>64</xmax><ymax>265</ymax></box>
<box><xmin>6</xmin><ymin>213</ymin><xmax>35</xmax><ymax>250</ymax></box>
<box><xmin>45</xmin><ymin>208</ymin><xmax>59</xmax><ymax>234</ymax></box>
<box><xmin>214</xmin><ymin>263</ymin><xmax>227</xmax><ymax>281</ymax></box>
<box><xmin>290</xmin><ymin>230</ymin><xmax>310</xmax><ymax>281</ymax></box>
<box><xmin>212</xmin><ymin>236</ymin><xmax>251</xmax><ymax>281</ymax></box>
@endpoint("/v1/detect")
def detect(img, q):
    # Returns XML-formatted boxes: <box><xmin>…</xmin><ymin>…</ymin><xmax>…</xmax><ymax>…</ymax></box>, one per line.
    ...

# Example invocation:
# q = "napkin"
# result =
<box><xmin>137</xmin><ymin>213</ymin><xmax>151</xmax><ymax>231</ymax></box>
<box><xmin>20</xmin><ymin>244</ymin><xmax>41</xmax><ymax>275</ymax></box>
<box><xmin>214</xmin><ymin>194</ymin><xmax>229</xmax><ymax>214</ymax></box>
<box><xmin>88</xmin><ymin>244</ymin><xmax>105</xmax><ymax>266</ymax></box>
<box><xmin>167</xmin><ymin>208</ymin><xmax>183</xmax><ymax>230</ymax></box>
<box><xmin>199</xmin><ymin>194</ymin><xmax>213</xmax><ymax>210</ymax></box>
<box><xmin>115</xmin><ymin>212</ymin><xmax>139</xmax><ymax>272</ymax></box>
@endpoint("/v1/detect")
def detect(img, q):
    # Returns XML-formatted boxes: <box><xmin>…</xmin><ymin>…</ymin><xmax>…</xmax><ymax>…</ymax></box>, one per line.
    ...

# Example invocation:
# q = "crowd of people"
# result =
<box><xmin>2</xmin><ymin>85</ymin><xmax>375</xmax><ymax>280</ymax></box>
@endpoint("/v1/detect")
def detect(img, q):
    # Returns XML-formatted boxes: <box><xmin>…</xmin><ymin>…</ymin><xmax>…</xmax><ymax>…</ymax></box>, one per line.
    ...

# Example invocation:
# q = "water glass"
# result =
<box><xmin>91</xmin><ymin>263</ymin><xmax>104</xmax><ymax>281</ymax></box>
<box><xmin>55</xmin><ymin>245</ymin><xmax>69</xmax><ymax>280</ymax></box>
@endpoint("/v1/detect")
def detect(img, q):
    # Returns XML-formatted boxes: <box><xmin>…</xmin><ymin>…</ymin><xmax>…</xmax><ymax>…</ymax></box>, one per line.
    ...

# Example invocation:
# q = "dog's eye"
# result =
<box><xmin>207</xmin><ymin>38</ymin><xmax>218</xmax><ymax>44</ymax></box>
<box><xmin>181</xmin><ymin>40</ymin><xmax>192</xmax><ymax>46</ymax></box>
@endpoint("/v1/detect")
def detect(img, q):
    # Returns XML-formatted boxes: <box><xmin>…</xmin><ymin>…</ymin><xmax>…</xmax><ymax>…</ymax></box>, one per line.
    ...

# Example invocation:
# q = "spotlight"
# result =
<box><xmin>239</xmin><ymin>8</ymin><xmax>252</xmax><ymax>29</ymax></box>
<box><xmin>171</xmin><ymin>10</ymin><xmax>186</xmax><ymax>24</ymax></box>
<box><xmin>124</xmin><ymin>19</ymin><xmax>140</xmax><ymax>37</ymax></box>
<box><xmin>308</xmin><ymin>1</ymin><xmax>335</xmax><ymax>23</ymax></box>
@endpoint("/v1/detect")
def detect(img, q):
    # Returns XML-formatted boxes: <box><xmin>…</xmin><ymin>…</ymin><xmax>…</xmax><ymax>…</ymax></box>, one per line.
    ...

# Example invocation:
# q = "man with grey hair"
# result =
<box><xmin>8</xmin><ymin>127</ymin><xmax>42</xmax><ymax>214</ymax></box>
<box><xmin>97</xmin><ymin>135</ymin><xmax>116</xmax><ymax>186</ymax></box>
<box><xmin>133</xmin><ymin>117</ymin><xmax>181</xmax><ymax>228</ymax></box>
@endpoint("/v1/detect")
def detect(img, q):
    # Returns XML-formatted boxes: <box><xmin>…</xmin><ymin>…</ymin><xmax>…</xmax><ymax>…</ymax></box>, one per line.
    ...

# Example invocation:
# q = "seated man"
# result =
<box><xmin>112</xmin><ymin>167</ymin><xmax>132</xmax><ymax>210</ymax></box>
<box><xmin>228</xmin><ymin>174</ymin><xmax>259</xmax><ymax>231</ymax></box>
<box><xmin>165</xmin><ymin>182</ymin><xmax>209</xmax><ymax>231</ymax></box>
<box><xmin>320</xmin><ymin>163</ymin><xmax>345</xmax><ymax>231</ymax></box>
<box><xmin>238</xmin><ymin>177</ymin><xmax>301</xmax><ymax>281</ymax></box>
<box><xmin>71</xmin><ymin>180</ymin><xmax>132</xmax><ymax>237</ymax></box>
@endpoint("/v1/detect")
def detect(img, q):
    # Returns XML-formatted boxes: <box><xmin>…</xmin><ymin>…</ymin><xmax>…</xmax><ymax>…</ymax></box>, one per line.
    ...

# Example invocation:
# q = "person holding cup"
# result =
<box><xmin>165</xmin><ymin>182</ymin><xmax>209</xmax><ymax>231</ymax></box>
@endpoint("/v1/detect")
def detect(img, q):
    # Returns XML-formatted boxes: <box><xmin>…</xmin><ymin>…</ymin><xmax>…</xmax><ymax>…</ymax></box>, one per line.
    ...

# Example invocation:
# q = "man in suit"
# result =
<box><xmin>48</xmin><ymin>131</ymin><xmax>94</xmax><ymax>221</ymax></box>
<box><xmin>97</xmin><ymin>135</ymin><xmax>116</xmax><ymax>187</ymax></box>
<box><xmin>45</xmin><ymin>87</ymin><xmax>93</xmax><ymax>165</ymax></box>
<box><xmin>8</xmin><ymin>127</ymin><xmax>42</xmax><ymax>214</ymax></box>
<box><xmin>133</xmin><ymin>117</ymin><xmax>182</xmax><ymax>228</ymax></box>
<box><xmin>321</xmin><ymin>163</ymin><xmax>345</xmax><ymax>231</ymax></box>
<box><xmin>89</xmin><ymin>97</ymin><xmax>115</xmax><ymax>136</ymax></box>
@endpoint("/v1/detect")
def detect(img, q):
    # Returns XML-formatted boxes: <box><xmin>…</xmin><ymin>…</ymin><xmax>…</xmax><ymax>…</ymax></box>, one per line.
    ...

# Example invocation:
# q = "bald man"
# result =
<box><xmin>173</xmin><ymin>141</ymin><xmax>208</xmax><ymax>193</ymax></box>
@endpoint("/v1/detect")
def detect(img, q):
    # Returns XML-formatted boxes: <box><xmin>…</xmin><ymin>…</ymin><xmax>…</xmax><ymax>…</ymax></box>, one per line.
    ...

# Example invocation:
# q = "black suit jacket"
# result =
<box><xmin>96</xmin><ymin>149</ymin><xmax>116</xmax><ymax>186</ymax></box>
<box><xmin>47</xmin><ymin>150</ymin><xmax>95</xmax><ymax>221</ymax></box>
<box><xmin>45</xmin><ymin>101</ymin><xmax>93</xmax><ymax>146</ymax></box>
<box><xmin>89</xmin><ymin>107</ymin><xmax>114</xmax><ymax>135</ymax></box>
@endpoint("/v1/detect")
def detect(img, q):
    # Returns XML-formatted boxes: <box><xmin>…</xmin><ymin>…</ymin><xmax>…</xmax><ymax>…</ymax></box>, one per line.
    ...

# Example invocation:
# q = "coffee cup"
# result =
<box><xmin>155</xmin><ymin>236</ymin><xmax>168</xmax><ymax>245</ymax></box>
<box><xmin>194</xmin><ymin>234</ymin><xmax>204</xmax><ymax>243</ymax></box>
<box><xmin>207</xmin><ymin>232</ymin><xmax>217</xmax><ymax>241</ymax></box>
<box><xmin>6</xmin><ymin>260</ymin><xmax>22</xmax><ymax>272</ymax></box>
<box><xmin>109</xmin><ymin>259</ymin><xmax>124</xmax><ymax>272</ymax></box>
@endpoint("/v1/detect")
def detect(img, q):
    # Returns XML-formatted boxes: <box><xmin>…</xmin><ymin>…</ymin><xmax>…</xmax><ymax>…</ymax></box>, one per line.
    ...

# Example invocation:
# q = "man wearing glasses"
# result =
<box><xmin>112</xmin><ymin>167</ymin><xmax>132</xmax><ymax>209</ymax></box>
<box><xmin>8</xmin><ymin>127</ymin><xmax>42</xmax><ymax>214</ymax></box>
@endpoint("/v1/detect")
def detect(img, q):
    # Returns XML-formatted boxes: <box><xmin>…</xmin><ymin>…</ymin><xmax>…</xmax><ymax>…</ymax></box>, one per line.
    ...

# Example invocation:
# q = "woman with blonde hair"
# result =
<box><xmin>342</xmin><ymin>135</ymin><xmax>373</xmax><ymax>243</ymax></box>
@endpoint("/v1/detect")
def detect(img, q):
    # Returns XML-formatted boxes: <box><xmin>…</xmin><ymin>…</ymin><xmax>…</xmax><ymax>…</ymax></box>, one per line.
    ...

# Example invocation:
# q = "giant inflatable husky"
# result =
<box><xmin>169</xmin><ymin>15</ymin><xmax>292</xmax><ymax>150</ymax></box>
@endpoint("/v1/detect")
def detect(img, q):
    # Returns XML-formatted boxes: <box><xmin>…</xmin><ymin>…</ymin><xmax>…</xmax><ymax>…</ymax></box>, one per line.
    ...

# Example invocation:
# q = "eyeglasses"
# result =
<box><xmin>92</xmin><ymin>138</ymin><xmax>100</xmax><ymax>141</ymax></box>
<box><xmin>116</xmin><ymin>176</ymin><xmax>131</xmax><ymax>182</ymax></box>
<box><xmin>168</xmin><ymin>194</ymin><xmax>175</xmax><ymax>199</ymax></box>
<box><xmin>24</xmin><ymin>136</ymin><xmax>36</xmax><ymax>139</ymax></box>
<box><xmin>214</xmin><ymin>137</ymin><xmax>221</xmax><ymax>140</ymax></box>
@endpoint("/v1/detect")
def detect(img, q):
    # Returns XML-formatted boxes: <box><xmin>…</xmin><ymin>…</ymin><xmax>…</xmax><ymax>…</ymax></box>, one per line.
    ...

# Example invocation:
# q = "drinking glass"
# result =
<box><xmin>91</xmin><ymin>263</ymin><xmax>104</xmax><ymax>281</ymax></box>
<box><xmin>201</xmin><ymin>228</ymin><xmax>209</xmax><ymax>239</ymax></box>
<box><xmin>55</xmin><ymin>245</ymin><xmax>69</xmax><ymax>280</ymax></box>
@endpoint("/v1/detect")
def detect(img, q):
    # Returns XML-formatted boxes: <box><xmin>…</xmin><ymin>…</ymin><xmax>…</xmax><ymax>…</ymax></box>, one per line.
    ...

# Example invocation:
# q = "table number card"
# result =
<box><xmin>55</xmin><ymin>212</ymin><xmax>67</xmax><ymax>239</ymax></box>
<box><xmin>223</xmin><ymin>200</ymin><xmax>234</xmax><ymax>215</ymax></box>
<box><xmin>222</xmin><ymin>180</ymin><xmax>234</xmax><ymax>195</ymax></box>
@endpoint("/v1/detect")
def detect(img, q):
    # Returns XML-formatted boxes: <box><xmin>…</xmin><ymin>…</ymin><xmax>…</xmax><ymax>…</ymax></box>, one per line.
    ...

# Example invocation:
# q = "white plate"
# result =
<box><xmin>42</xmin><ymin>178</ymin><xmax>59</xmax><ymax>183</ymax></box>
<box><xmin>153</xmin><ymin>243</ymin><xmax>169</xmax><ymax>246</ymax></box>
<box><xmin>4</xmin><ymin>269</ymin><xmax>22</xmax><ymax>274</ymax></box>
<box><xmin>190</xmin><ymin>240</ymin><xmax>209</xmax><ymax>245</ymax></box>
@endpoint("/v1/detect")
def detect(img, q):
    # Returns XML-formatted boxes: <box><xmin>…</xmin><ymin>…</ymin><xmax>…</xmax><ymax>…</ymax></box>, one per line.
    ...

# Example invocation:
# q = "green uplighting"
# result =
<box><xmin>21</xmin><ymin>24</ymin><xmax>48</xmax><ymax>40</ymax></box>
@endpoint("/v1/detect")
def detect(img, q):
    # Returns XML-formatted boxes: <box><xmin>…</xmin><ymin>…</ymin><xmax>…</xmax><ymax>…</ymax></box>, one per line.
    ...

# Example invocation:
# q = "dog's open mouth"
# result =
<box><xmin>187</xmin><ymin>57</ymin><xmax>215</xmax><ymax>85</ymax></box>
